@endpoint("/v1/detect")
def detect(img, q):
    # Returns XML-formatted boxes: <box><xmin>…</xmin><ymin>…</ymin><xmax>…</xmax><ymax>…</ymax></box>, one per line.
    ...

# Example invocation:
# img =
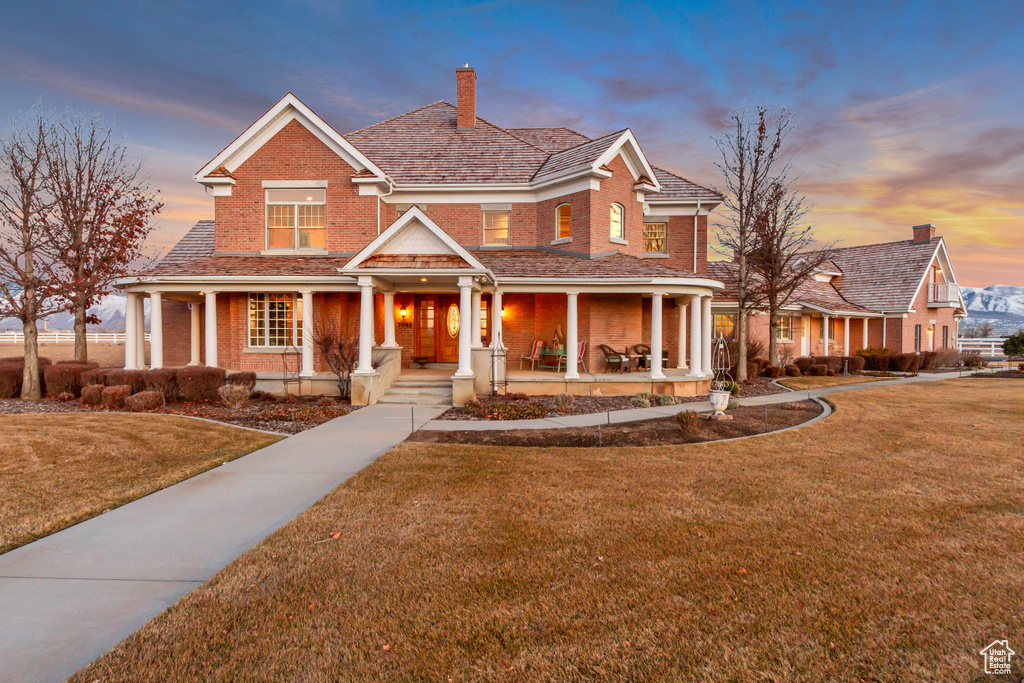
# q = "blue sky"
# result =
<box><xmin>2</xmin><ymin>0</ymin><xmax>1022</xmax><ymax>285</ymax></box>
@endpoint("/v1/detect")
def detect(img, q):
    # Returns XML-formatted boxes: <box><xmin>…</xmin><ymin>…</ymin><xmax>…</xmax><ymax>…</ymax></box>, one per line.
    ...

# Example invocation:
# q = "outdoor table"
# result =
<box><xmin>539</xmin><ymin>349</ymin><xmax>566</xmax><ymax>371</ymax></box>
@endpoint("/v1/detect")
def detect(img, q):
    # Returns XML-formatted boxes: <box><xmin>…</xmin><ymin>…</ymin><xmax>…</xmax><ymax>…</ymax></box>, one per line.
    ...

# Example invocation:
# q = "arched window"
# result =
<box><xmin>555</xmin><ymin>203</ymin><xmax>572</xmax><ymax>240</ymax></box>
<box><xmin>610</xmin><ymin>203</ymin><xmax>624</xmax><ymax>241</ymax></box>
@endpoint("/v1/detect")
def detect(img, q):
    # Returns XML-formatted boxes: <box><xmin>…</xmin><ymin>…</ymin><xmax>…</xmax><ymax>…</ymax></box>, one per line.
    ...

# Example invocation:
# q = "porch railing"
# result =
<box><xmin>928</xmin><ymin>282</ymin><xmax>959</xmax><ymax>306</ymax></box>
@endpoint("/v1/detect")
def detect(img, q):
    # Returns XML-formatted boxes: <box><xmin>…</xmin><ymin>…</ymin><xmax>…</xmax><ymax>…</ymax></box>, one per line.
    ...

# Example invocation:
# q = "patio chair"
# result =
<box><xmin>632</xmin><ymin>343</ymin><xmax>668</xmax><ymax>371</ymax></box>
<box><xmin>599</xmin><ymin>344</ymin><xmax>627</xmax><ymax>373</ymax></box>
<box><xmin>520</xmin><ymin>340</ymin><xmax>545</xmax><ymax>370</ymax></box>
<box><xmin>556</xmin><ymin>340</ymin><xmax>588</xmax><ymax>373</ymax></box>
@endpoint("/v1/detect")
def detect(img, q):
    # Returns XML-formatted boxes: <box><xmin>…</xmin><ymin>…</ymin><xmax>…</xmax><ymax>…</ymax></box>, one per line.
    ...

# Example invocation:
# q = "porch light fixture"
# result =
<box><xmin>420</xmin><ymin>277</ymin><xmax>427</xmax><ymax>282</ymax></box>
<box><xmin>936</xmin><ymin>267</ymin><xmax>942</xmax><ymax>275</ymax></box>
<box><xmin>399</xmin><ymin>306</ymin><xmax>407</xmax><ymax>319</ymax></box>
<box><xmin>501</xmin><ymin>306</ymin><xmax>507</xmax><ymax>319</ymax></box>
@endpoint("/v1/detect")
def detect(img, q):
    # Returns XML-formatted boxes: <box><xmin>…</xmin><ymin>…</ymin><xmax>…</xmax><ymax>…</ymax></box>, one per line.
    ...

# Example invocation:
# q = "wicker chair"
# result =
<box><xmin>599</xmin><ymin>344</ymin><xmax>627</xmax><ymax>373</ymax></box>
<box><xmin>632</xmin><ymin>343</ymin><xmax>668</xmax><ymax>371</ymax></box>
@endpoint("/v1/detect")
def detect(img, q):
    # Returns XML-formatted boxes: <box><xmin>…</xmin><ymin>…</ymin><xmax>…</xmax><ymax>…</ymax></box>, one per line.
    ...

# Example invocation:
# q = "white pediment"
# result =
<box><xmin>342</xmin><ymin>206</ymin><xmax>487</xmax><ymax>270</ymax></box>
<box><xmin>379</xmin><ymin>219</ymin><xmax>457</xmax><ymax>256</ymax></box>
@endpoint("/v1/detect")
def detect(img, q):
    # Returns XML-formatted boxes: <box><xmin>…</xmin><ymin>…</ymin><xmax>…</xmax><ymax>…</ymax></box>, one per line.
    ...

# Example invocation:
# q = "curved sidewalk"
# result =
<box><xmin>420</xmin><ymin>371</ymin><xmax>968</xmax><ymax>431</ymax></box>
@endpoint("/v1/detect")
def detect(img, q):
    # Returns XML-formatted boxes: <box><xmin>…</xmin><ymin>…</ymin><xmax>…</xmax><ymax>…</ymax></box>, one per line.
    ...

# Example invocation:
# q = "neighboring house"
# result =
<box><xmin>709</xmin><ymin>224</ymin><xmax>968</xmax><ymax>360</ymax></box>
<box><xmin>117</xmin><ymin>66</ymin><xmax>724</xmax><ymax>405</ymax></box>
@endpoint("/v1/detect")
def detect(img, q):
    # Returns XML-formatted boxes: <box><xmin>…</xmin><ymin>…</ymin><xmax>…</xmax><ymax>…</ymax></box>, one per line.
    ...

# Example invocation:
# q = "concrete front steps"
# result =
<box><xmin>377</xmin><ymin>376</ymin><xmax>453</xmax><ymax>406</ymax></box>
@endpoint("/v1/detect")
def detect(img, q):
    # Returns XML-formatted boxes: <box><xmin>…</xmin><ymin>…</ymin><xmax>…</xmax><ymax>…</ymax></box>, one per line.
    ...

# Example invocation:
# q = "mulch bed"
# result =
<box><xmin>411</xmin><ymin>400</ymin><xmax>822</xmax><ymax>448</ymax></box>
<box><xmin>0</xmin><ymin>396</ymin><xmax>355</xmax><ymax>434</ymax></box>
<box><xmin>438</xmin><ymin>378</ymin><xmax>790</xmax><ymax>422</ymax></box>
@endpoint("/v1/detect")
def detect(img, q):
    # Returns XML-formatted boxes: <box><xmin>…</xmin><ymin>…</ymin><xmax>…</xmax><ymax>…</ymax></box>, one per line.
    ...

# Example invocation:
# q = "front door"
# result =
<box><xmin>436</xmin><ymin>295</ymin><xmax>461</xmax><ymax>362</ymax></box>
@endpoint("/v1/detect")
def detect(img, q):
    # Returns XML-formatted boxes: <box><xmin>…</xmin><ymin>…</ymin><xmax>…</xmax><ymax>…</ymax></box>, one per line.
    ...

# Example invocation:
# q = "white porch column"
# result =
<box><xmin>862</xmin><ymin>317</ymin><xmax>869</xmax><ymax>349</ymax></box>
<box><xmin>650</xmin><ymin>292</ymin><xmax>665</xmax><ymax>380</ymax></box>
<box><xmin>455</xmin><ymin>276</ymin><xmax>474</xmax><ymax>377</ymax></box>
<box><xmin>491</xmin><ymin>290</ymin><xmax>503</xmax><ymax>348</ymax></box>
<box><xmin>823</xmin><ymin>314</ymin><xmax>830</xmax><ymax>355</ymax></box>
<box><xmin>149</xmin><ymin>292</ymin><xmax>163</xmax><ymax>369</ymax></box>
<box><xmin>688</xmin><ymin>294</ymin><xmax>702</xmax><ymax>377</ymax></box>
<box><xmin>565</xmin><ymin>291</ymin><xmax>579</xmax><ymax>380</ymax></box>
<box><xmin>701</xmin><ymin>295</ymin><xmax>712</xmax><ymax>376</ymax></box>
<box><xmin>355</xmin><ymin>277</ymin><xmax>374</xmax><ymax>375</ymax></box>
<box><xmin>471</xmin><ymin>290</ymin><xmax>483</xmax><ymax>347</ymax></box>
<box><xmin>124</xmin><ymin>293</ymin><xmax>138</xmax><ymax>369</ymax></box>
<box><xmin>136</xmin><ymin>295</ymin><xmax>146</xmax><ymax>368</ymax></box>
<box><xmin>301</xmin><ymin>290</ymin><xmax>314</xmax><ymax>377</ymax></box>
<box><xmin>676</xmin><ymin>300</ymin><xmax>688</xmax><ymax>370</ymax></box>
<box><xmin>189</xmin><ymin>303</ymin><xmax>201</xmax><ymax>365</ymax></box>
<box><xmin>204</xmin><ymin>291</ymin><xmax>218</xmax><ymax>368</ymax></box>
<box><xmin>382</xmin><ymin>290</ymin><xmax>397</xmax><ymax>348</ymax></box>
<box><xmin>844</xmin><ymin>316</ymin><xmax>851</xmax><ymax>354</ymax></box>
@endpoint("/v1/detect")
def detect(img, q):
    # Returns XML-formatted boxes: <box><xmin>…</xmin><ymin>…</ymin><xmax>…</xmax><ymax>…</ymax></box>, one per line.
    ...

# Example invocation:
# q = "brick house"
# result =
<box><xmin>708</xmin><ymin>224</ymin><xmax>968</xmax><ymax>361</ymax></box>
<box><xmin>118</xmin><ymin>66</ymin><xmax>725</xmax><ymax>405</ymax></box>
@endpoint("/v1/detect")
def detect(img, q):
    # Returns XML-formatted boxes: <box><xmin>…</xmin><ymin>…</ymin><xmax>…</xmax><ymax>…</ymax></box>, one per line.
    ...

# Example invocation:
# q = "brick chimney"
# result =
<box><xmin>912</xmin><ymin>223</ymin><xmax>936</xmax><ymax>244</ymax></box>
<box><xmin>456</xmin><ymin>64</ymin><xmax>476</xmax><ymax>130</ymax></box>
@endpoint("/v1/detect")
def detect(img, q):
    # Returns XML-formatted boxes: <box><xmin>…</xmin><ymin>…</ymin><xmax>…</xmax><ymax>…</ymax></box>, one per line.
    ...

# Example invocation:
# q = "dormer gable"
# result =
<box><xmin>342</xmin><ymin>207</ymin><xmax>488</xmax><ymax>273</ymax></box>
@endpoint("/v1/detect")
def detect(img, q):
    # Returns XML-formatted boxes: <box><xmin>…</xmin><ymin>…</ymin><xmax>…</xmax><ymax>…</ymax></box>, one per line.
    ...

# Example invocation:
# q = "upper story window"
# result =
<box><xmin>556</xmin><ymin>204</ymin><xmax>572</xmax><ymax>240</ymax></box>
<box><xmin>643</xmin><ymin>222</ymin><xmax>667</xmax><ymax>254</ymax></box>
<box><xmin>610</xmin><ymin>203</ymin><xmax>624</xmax><ymax>241</ymax></box>
<box><xmin>266</xmin><ymin>189</ymin><xmax>326</xmax><ymax>250</ymax></box>
<box><xmin>483</xmin><ymin>211</ymin><xmax>510</xmax><ymax>245</ymax></box>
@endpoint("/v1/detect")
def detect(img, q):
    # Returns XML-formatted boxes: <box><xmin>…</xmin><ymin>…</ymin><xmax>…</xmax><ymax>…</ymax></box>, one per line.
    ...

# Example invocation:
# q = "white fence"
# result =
<box><xmin>958</xmin><ymin>337</ymin><xmax>1008</xmax><ymax>359</ymax></box>
<box><xmin>0</xmin><ymin>331</ymin><xmax>150</xmax><ymax>345</ymax></box>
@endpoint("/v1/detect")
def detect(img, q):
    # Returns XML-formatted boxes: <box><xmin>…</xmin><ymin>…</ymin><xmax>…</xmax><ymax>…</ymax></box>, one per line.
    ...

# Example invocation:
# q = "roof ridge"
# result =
<box><xmin>529</xmin><ymin>128</ymin><xmax>629</xmax><ymax>181</ymax></box>
<box><xmin>498</xmin><ymin>127</ymin><xmax>555</xmax><ymax>155</ymax></box>
<box><xmin>822</xmin><ymin>236</ymin><xmax>941</xmax><ymax>255</ymax></box>
<box><xmin>652</xmin><ymin>166</ymin><xmax>719</xmax><ymax>198</ymax></box>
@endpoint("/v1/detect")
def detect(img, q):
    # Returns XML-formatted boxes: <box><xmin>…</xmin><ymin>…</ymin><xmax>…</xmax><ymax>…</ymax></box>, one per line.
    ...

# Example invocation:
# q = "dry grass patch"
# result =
<box><xmin>0</xmin><ymin>413</ymin><xmax>280</xmax><ymax>553</ymax></box>
<box><xmin>73</xmin><ymin>380</ymin><xmax>1024</xmax><ymax>682</ymax></box>
<box><xmin>779</xmin><ymin>374</ymin><xmax>887</xmax><ymax>390</ymax></box>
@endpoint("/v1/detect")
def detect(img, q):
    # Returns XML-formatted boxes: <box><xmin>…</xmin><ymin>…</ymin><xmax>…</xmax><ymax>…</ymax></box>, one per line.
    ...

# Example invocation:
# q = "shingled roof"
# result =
<box><xmin>143</xmin><ymin>255</ymin><xmax>353</xmax><ymax>278</ymax></box>
<box><xmin>472</xmin><ymin>249</ymin><xmax>696</xmax><ymax>279</ymax></box>
<box><xmin>506</xmin><ymin>127</ymin><xmax>590</xmax><ymax>153</ymax></box>
<box><xmin>707</xmin><ymin>261</ymin><xmax>873</xmax><ymax>315</ymax></box>
<box><xmin>159</xmin><ymin>220</ymin><xmax>215</xmax><ymax>265</ymax></box>
<box><xmin>531</xmin><ymin>130</ymin><xmax>626</xmax><ymax>181</ymax></box>
<box><xmin>816</xmin><ymin>237</ymin><xmax>944</xmax><ymax>311</ymax></box>
<box><xmin>649</xmin><ymin>167</ymin><xmax>722</xmax><ymax>202</ymax></box>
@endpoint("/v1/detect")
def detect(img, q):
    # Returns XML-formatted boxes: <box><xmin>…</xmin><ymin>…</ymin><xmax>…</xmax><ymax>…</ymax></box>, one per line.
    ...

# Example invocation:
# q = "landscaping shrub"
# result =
<box><xmin>726</xmin><ymin>381</ymin><xmax>740</xmax><ymax>395</ymax></box>
<box><xmin>727</xmin><ymin>399</ymin><xmax>740</xmax><ymax>410</ymax></box>
<box><xmin>893</xmin><ymin>353</ymin><xmax>917</xmax><ymax>373</ymax></box>
<box><xmin>316</xmin><ymin>396</ymin><xmax>338</xmax><ymax>407</ymax></box>
<box><xmin>763</xmin><ymin>365</ymin><xmax>784</xmax><ymax>378</ymax></box>
<box><xmin>784</xmin><ymin>364</ymin><xmax>801</xmax><ymax>377</ymax></box>
<box><xmin>43</xmin><ymin>363</ymin><xmax>94</xmax><ymax>398</ymax></box>
<box><xmin>125</xmin><ymin>390</ymin><xmax>164</xmax><ymax>412</ymax></box>
<box><xmin>81</xmin><ymin>384</ymin><xmax>104</xmax><ymax>405</ymax></box>
<box><xmin>655</xmin><ymin>393</ymin><xmax>678</xmax><ymax>406</ymax></box>
<box><xmin>842</xmin><ymin>355</ymin><xmax>866</xmax><ymax>374</ymax></box>
<box><xmin>226</xmin><ymin>371</ymin><xmax>257</xmax><ymax>391</ymax></box>
<box><xmin>1003</xmin><ymin>331</ymin><xmax>1024</xmax><ymax>359</ymax></box>
<box><xmin>821</xmin><ymin>355</ymin><xmax>843</xmax><ymax>373</ymax></box>
<box><xmin>176</xmin><ymin>366</ymin><xmax>226</xmax><ymax>402</ymax></box>
<box><xmin>631</xmin><ymin>395</ymin><xmax>651</xmax><ymax>408</ymax></box>
<box><xmin>553</xmin><ymin>393</ymin><xmax>575</xmax><ymax>411</ymax></box>
<box><xmin>794</xmin><ymin>357</ymin><xmax>816</xmax><ymax>374</ymax></box>
<box><xmin>0</xmin><ymin>365</ymin><xmax>22</xmax><ymax>398</ymax></box>
<box><xmin>675</xmin><ymin>410</ymin><xmax>699</xmax><ymax>432</ymax></box>
<box><xmin>0</xmin><ymin>356</ymin><xmax>51</xmax><ymax>367</ymax></box>
<box><xmin>144</xmin><ymin>368</ymin><xmax>180</xmax><ymax>401</ymax></box>
<box><xmin>81</xmin><ymin>368</ymin><xmax>110</xmax><ymax>387</ymax></box>
<box><xmin>811</xmin><ymin>364</ymin><xmax>828</xmax><ymax>376</ymax></box>
<box><xmin>101</xmin><ymin>385</ymin><xmax>132</xmax><ymax>409</ymax></box>
<box><xmin>861</xmin><ymin>352</ymin><xmax>894</xmax><ymax>371</ymax></box>
<box><xmin>961</xmin><ymin>350</ymin><xmax>987</xmax><ymax>368</ymax></box>
<box><xmin>933</xmin><ymin>349</ymin><xmax>960</xmax><ymax>368</ymax></box>
<box><xmin>105</xmin><ymin>369</ymin><xmax>147</xmax><ymax>394</ymax></box>
<box><xmin>920</xmin><ymin>351</ymin><xmax>938</xmax><ymax>371</ymax></box>
<box><xmin>217</xmin><ymin>384</ymin><xmax>250</xmax><ymax>410</ymax></box>
<box><xmin>463</xmin><ymin>397</ymin><xmax>546</xmax><ymax>420</ymax></box>
<box><xmin>54</xmin><ymin>359</ymin><xmax>99</xmax><ymax>367</ymax></box>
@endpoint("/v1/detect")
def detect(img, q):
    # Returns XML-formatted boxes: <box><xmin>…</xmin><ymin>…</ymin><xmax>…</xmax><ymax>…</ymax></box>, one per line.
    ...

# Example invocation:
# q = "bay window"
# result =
<box><xmin>266</xmin><ymin>189</ymin><xmax>326</xmax><ymax>250</ymax></box>
<box><xmin>249</xmin><ymin>293</ymin><xmax>303</xmax><ymax>347</ymax></box>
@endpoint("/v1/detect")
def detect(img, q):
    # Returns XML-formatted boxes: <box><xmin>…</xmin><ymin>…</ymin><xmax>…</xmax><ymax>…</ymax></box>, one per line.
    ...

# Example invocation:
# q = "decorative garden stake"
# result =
<box><xmin>708</xmin><ymin>334</ymin><xmax>734</xmax><ymax>420</ymax></box>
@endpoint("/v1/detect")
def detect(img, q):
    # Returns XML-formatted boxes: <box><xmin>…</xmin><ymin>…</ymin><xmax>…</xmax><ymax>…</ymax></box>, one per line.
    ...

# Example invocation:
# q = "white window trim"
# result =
<box><xmin>610</xmin><ymin>203</ymin><xmax>625</xmax><ymax>242</ymax></box>
<box><xmin>482</xmin><ymin>209</ymin><xmax>511</xmax><ymax>246</ymax></box>
<box><xmin>642</xmin><ymin>220</ymin><xmax>668</xmax><ymax>256</ymax></box>
<box><xmin>775</xmin><ymin>316</ymin><xmax>794</xmax><ymax>342</ymax></box>
<box><xmin>248</xmin><ymin>292</ymin><xmax>302</xmax><ymax>349</ymax></box>
<box><xmin>554</xmin><ymin>203</ymin><xmax>572</xmax><ymax>243</ymax></box>
<box><xmin>266</xmin><ymin>188</ymin><xmax>326</xmax><ymax>251</ymax></box>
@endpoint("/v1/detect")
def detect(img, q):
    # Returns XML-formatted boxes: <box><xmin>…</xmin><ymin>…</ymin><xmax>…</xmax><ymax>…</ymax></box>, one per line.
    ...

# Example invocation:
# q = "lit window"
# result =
<box><xmin>610</xmin><ymin>203</ymin><xmax>624</xmax><ymax>240</ymax></box>
<box><xmin>775</xmin><ymin>316</ymin><xmax>793</xmax><ymax>341</ymax></box>
<box><xmin>643</xmin><ymin>222</ymin><xmax>666</xmax><ymax>253</ymax></box>
<box><xmin>266</xmin><ymin>189</ymin><xmax>326</xmax><ymax>250</ymax></box>
<box><xmin>249</xmin><ymin>293</ymin><xmax>303</xmax><ymax>347</ymax></box>
<box><xmin>818</xmin><ymin>317</ymin><xmax>836</xmax><ymax>341</ymax></box>
<box><xmin>713</xmin><ymin>313</ymin><xmax>736</xmax><ymax>340</ymax></box>
<box><xmin>483</xmin><ymin>211</ymin><xmax>510</xmax><ymax>245</ymax></box>
<box><xmin>556</xmin><ymin>204</ymin><xmax>571</xmax><ymax>239</ymax></box>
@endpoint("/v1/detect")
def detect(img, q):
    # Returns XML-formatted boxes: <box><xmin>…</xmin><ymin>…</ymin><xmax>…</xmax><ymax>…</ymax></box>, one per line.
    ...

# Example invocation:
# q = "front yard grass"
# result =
<box><xmin>779</xmin><ymin>374</ymin><xmax>887</xmax><ymax>390</ymax></box>
<box><xmin>0</xmin><ymin>413</ymin><xmax>281</xmax><ymax>553</ymax></box>
<box><xmin>72</xmin><ymin>379</ymin><xmax>1024</xmax><ymax>682</ymax></box>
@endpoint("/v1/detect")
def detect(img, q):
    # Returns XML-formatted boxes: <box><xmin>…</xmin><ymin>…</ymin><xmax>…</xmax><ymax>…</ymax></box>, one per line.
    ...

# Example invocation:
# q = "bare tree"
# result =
<box><xmin>310</xmin><ymin>320</ymin><xmax>359</xmax><ymax>398</ymax></box>
<box><xmin>713</xmin><ymin>107</ymin><xmax>792</xmax><ymax>380</ymax></box>
<box><xmin>44</xmin><ymin>114</ymin><xmax>163</xmax><ymax>362</ymax></box>
<box><xmin>749</xmin><ymin>182</ymin><xmax>834</xmax><ymax>366</ymax></box>
<box><xmin>0</xmin><ymin>114</ymin><xmax>63</xmax><ymax>399</ymax></box>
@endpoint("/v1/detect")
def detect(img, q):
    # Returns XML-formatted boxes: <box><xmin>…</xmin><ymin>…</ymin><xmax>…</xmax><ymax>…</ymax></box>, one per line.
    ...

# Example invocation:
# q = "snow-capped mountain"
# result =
<box><xmin>961</xmin><ymin>284</ymin><xmax>1024</xmax><ymax>335</ymax></box>
<box><xmin>0</xmin><ymin>292</ymin><xmax>146</xmax><ymax>331</ymax></box>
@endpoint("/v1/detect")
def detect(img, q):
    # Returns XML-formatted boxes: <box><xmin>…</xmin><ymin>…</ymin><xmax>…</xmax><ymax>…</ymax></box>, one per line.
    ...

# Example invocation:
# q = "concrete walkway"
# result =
<box><xmin>421</xmin><ymin>371</ymin><xmax>969</xmax><ymax>431</ymax></box>
<box><xmin>0</xmin><ymin>403</ymin><xmax>444</xmax><ymax>683</ymax></box>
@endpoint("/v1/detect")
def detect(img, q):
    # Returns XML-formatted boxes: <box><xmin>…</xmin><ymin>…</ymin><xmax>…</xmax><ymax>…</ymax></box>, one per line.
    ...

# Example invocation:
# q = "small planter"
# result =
<box><xmin>709</xmin><ymin>389</ymin><xmax>731</xmax><ymax>416</ymax></box>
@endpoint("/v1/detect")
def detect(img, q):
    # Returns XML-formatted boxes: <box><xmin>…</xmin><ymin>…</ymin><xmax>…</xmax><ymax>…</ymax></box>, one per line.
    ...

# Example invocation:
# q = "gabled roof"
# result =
<box><xmin>707</xmin><ymin>261</ymin><xmax>873</xmax><ymax>315</ymax></box>
<box><xmin>505</xmin><ymin>127</ymin><xmax>591</xmax><ymax>153</ymax></box>
<box><xmin>343</xmin><ymin>102</ymin><xmax>549</xmax><ymax>184</ymax></box>
<box><xmin>343</xmin><ymin>206</ymin><xmax>487</xmax><ymax>271</ymax></box>
<box><xmin>816</xmin><ymin>237</ymin><xmax>949</xmax><ymax>311</ymax></box>
<box><xmin>647</xmin><ymin>167</ymin><xmax>722</xmax><ymax>202</ymax></box>
<box><xmin>159</xmin><ymin>220</ymin><xmax>215</xmax><ymax>265</ymax></box>
<box><xmin>531</xmin><ymin>129</ymin><xmax>660</xmax><ymax>189</ymax></box>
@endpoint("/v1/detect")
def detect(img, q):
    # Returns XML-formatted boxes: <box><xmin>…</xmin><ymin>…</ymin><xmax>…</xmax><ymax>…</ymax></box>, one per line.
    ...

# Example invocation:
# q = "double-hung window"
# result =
<box><xmin>643</xmin><ymin>222</ymin><xmax>667</xmax><ymax>254</ymax></box>
<box><xmin>483</xmin><ymin>211</ymin><xmax>510</xmax><ymax>245</ymax></box>
<box><xmin>610</xmin><ymin>203</ymin><xmax>624</xmax><ymax>241</ymax></box>
<box><xmin>556</xmin><ymin>204</ymin><xmax>572</xmax><ymax>240</ymax></box>
<box><xmin>266</xmin><ymin>189</ymin><xmax>326</xmax><ymax>250</ymax></box>
<box><xmin>776</xmin><ymin>316</ymin><xmax>793</xmax><ymax>341</ymax></box>
<box><xmin>713</xmin><ymin>313</ymin><xmax>736</xmax><ymax>340</ymax></box>
<box><xmin>914</xmin><ymin>324</ymin><xmax>922</xmax><ymax>352</ymax></box>
<box><xmin>249</xmin><ymin>293</ymin><xmax>303</xmax><ymax>347</ymax></box>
